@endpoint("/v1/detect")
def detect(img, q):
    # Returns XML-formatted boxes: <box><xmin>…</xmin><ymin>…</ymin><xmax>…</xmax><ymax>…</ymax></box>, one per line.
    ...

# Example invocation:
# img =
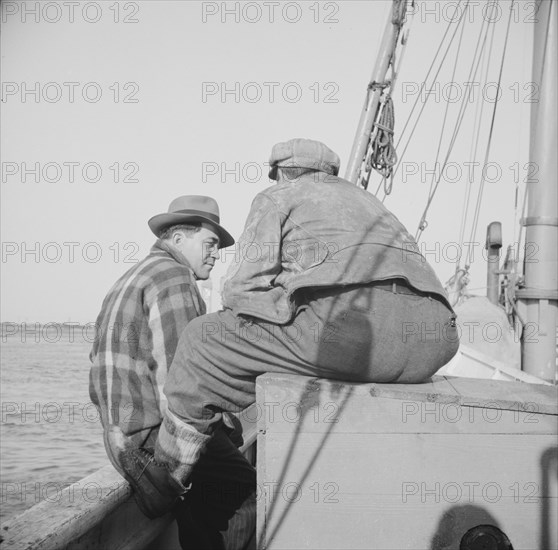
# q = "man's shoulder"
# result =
<box><xmin>110</xmin><ymin>251</ymin><xmax>193</xmax><ymax>294</ymax></box>
<box><xmin>263</xmin><ymin>174</ymin><xmax>363</xmax><ymax>202</ymax></box>
<box><xmin>250</xmin><ymin>175</ymin><xmax>380</xmax><ymax>216</ymax></box>
<box><xmin>142</xmin><ymin>251</ymin><xmax>196</xmax><ymax>286</ymax></box>
<box><xmin>96</xmin><ymin>252</ymin><xmax>197</xmax><ymax>322</ymax></box>
<box><xmin>319</xmin><ymin>174</ymin><xmax>374</xmax><ymax>194</ymax></box>
<box><xmin>252</xmin><ymin>186</ymin><xmax>279</xmax><ymax>202</ymax></box>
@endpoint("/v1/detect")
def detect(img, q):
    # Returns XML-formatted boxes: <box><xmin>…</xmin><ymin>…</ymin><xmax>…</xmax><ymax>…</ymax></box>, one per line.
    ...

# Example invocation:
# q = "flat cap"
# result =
<box><xmin>268</xmin><ymin>138</ymin><xmax>340</xmax><ymax>180</ymax></box>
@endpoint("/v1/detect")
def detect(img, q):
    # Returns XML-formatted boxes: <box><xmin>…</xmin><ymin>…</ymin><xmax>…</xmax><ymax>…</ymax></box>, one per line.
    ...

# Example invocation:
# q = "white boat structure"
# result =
<box><xmin>1</xmin><ymin>1</ymin><xmax>556</xmax><ymax>548</ymax></box>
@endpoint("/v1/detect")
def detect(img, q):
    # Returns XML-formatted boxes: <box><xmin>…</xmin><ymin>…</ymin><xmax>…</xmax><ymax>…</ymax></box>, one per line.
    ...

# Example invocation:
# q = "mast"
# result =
<box><xmin>516</xmin><ymin>0</ymin><xmax>558</xmax><ymax>382</ymax></box>
<box><xmin>345</xmin><ymin>0</ymin><xmax>408</xmax><ymax>185</ymax></box>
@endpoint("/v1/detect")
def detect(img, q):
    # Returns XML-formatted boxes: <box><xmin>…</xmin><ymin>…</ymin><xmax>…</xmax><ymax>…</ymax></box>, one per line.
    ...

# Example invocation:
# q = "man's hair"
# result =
<box><xmin>277</xmin><ymin>166</ymin><xmax>321</xmax><ymax>182</ymax></box>
<box><xmin>159</xmin><ymin>223</ymin><xmax>202</xmax><ymax>240</ymax></box>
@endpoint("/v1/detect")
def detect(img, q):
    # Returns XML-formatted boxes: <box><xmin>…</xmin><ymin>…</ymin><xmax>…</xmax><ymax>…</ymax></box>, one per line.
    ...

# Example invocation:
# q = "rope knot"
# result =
<box><xmin>367</xmin><ymin>80</ymin><xmax>390</xmax><ymax>92</ymax></box>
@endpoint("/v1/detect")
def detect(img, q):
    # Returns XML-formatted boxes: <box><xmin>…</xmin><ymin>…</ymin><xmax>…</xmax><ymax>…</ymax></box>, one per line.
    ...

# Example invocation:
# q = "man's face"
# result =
<box><xmin>174</xmin><ymin>223</ymin><xmax>220</xmax><ymax>280</ymax></box>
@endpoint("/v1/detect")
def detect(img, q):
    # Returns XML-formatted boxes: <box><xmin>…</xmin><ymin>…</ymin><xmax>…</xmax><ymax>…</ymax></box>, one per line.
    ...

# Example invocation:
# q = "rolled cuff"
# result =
<box><xmin>155</xmin><ymin>409</ymin><xmax>211</xmax><ymax>477</ymax></box>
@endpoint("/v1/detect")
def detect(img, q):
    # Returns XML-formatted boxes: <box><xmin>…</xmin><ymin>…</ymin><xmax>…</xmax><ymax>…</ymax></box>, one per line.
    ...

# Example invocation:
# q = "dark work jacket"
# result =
<box><xmin>223</xmin><ymin>172</ymin><xmax>451</xmax><ymax>324</ymax></box>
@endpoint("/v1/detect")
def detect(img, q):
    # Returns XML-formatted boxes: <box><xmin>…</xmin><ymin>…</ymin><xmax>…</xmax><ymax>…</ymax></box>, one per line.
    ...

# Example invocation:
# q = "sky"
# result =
<box><xmin>1</xmin><ymin>0</ymin><xmax>536</xmax><ymax>323</ymax></box>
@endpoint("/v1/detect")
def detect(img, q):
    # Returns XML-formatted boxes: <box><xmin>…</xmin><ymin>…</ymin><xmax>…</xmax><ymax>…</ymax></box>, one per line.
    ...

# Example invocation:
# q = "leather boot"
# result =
<box><xmin>104</xmin><ymin>424</ymin><xmax>190</xmax><ymax>518</ymax></box>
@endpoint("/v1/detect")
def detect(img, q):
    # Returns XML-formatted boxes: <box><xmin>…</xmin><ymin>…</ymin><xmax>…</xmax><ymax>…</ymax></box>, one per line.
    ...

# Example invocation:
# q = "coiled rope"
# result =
<box><xmin>367</xmin><ymin>91</ymin><xmax>397</xmax><ymax>194</ymax></box>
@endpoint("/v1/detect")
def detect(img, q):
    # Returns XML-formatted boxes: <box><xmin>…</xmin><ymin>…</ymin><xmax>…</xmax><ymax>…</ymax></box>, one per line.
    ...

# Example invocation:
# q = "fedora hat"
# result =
<box><xmin>148</xmin><ymin>195</ymin><xmax>234</xmax><ymax>248</ymax></box>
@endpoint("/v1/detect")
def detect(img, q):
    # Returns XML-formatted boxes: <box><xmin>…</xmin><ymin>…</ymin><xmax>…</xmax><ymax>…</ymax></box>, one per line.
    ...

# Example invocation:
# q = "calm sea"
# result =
<box><xmin>0</xmin><ymin>325</ymin><xmax>108</xmax><ymax>523</ymax></box>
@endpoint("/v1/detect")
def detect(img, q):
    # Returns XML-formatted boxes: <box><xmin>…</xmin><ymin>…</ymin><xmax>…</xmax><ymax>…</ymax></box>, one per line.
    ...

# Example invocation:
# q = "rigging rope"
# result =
<box><xmin>425</xmin><ymin>14</ymin><xmax>468</xmax><ymax>209</ymax></box>
<box><xmin>378</xmin><ymin>0</ymin><xmax>470</xmax><ymax>199</ymax></box>
<box><xmin>457</xmin><ymin>9</ymin><xmax>497</xmax><ymax>269</ymax></box>
<box><xmin>392</xmin><ymin>0</ymin><xmax>407</xmax><ymax>27</ymax></box>
<box><xmin>415</xmin><ymin>7</ymin><xmax>494</xmax><ymax>241</ymax></box>
<box><xmin>369</xmin><ymin>0</ymin><xmax>416</xmax><ymax>194</ymax></box>
<box><xmin>464</xmin><ymin>0</ymin><xmax>515</xmax><ymax>266</ymax></box>
<box><xmin>395</xmin><ymin>0</ymin><xmax>466</xmax><ymax>147</ymax></box>
<box><xmin>359</xmin><ymin>0</ymin><xmax>414</xmax><ymax>191</ymax></box>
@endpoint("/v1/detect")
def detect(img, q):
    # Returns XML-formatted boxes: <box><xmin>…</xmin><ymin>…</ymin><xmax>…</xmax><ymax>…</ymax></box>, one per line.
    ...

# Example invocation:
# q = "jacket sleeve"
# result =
<box><xmin>222</xmin><ymin>193</ymin><xmax>284</xmax><ymax>314</ymax></box>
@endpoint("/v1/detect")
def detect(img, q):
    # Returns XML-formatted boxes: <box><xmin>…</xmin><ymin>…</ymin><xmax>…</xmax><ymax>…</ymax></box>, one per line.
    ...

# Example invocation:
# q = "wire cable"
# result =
<box><xmin>374</xmin><ymin>0</ymin><xmax>470</xmax><ymax>197</ymax></box>
<box><xmin>415</xmin><ymin>10</ymin><xmax>493</xmax><ymax>240</ymax></box>
<box><xmin>457</xmin><ymin>10</ymin><xmax>497</xmax><ymax>268</ymax></box>
<box><xmin>465</xmin><ymin>0</ymin><xmax>516</xmax><ymax>265</ymax></box>
<box><xmin>426</xmin><ymin>14</ymin><xmax>468</xmax><ymax>203</ymax></box>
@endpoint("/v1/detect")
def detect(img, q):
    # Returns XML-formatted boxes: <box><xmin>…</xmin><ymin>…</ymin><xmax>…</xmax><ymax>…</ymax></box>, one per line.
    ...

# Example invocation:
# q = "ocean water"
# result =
<box><xmin>0</xmin><ymin>327</ymin><xmax>109</xmax><ymax>523</ymax></box>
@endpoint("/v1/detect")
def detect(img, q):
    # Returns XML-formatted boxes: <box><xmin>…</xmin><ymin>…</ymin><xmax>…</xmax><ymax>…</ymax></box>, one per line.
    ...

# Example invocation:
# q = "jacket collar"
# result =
<box><xmin>151</xmin><ymin>239</ymin><xmax>195</xmax><ymax>273</ymax></box>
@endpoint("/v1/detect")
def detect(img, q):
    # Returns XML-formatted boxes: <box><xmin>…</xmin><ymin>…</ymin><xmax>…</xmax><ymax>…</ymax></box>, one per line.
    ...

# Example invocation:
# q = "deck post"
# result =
<box><xmin>517</xmin><ymin>0</ymin><xmax>558</xmax><ymax>382</ymax></box>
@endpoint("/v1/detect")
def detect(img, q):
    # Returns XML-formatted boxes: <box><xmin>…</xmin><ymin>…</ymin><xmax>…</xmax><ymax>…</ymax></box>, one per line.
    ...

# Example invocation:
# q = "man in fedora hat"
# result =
<box><xmin>89</xmin><ymin>196</ymin><xmax>256</xmax><ymax>550</ymax></box>
<box><xmin>147</xmin><ymin>139</ymin><xmax>459</xmax><ymax>515</ymax></box>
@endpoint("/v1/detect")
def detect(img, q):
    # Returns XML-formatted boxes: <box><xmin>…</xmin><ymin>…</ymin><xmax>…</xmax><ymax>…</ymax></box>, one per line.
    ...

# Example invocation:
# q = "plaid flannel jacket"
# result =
<box><xmin>89</xmin><ymin>240</ymin><xmax>206</xmax><ymax>447</ymax></box>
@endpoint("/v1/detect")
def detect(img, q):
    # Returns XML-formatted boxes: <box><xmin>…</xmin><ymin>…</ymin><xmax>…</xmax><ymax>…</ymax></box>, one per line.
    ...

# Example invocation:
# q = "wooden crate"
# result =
<box><xmin>256</xmin><ymin>374</ymin><xmax>558</xmax><ymax>550</ymax></box>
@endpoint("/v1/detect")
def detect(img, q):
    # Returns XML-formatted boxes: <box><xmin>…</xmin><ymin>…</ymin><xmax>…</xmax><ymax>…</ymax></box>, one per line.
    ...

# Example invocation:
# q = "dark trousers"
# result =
<box><xmin>174</xmin><ymin>426</ymin><xmax>256</xmax><ymax>550</ymax></box>
<box><xmin>165</xmin><ymin>281</ymin><xmax>460</xmax><ymax>434</ymax></box>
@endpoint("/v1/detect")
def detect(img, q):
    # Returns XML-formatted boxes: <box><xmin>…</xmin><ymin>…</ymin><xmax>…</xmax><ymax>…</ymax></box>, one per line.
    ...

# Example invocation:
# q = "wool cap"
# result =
<box><xmin>268</xmin><ymin>138</ymin><xmax>340</xmax><ymax>180</ymax></box>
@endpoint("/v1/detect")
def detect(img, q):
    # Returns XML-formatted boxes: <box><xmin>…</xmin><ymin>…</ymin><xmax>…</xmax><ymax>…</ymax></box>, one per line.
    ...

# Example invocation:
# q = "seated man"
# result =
<box><xmin>150</xmin><ymin>139</ymin><xmax>460</xmax><ymax>512</ymax></box>
<box><xmin>89</xmin><ymin>195</ymin><xmax>255</xmax><ymax>550</ymax></box>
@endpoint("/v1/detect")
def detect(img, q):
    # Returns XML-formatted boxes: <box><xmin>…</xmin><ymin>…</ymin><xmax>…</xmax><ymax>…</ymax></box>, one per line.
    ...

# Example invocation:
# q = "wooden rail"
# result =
<box><xmin>439</xmin><ymin>344</ymin><xmax>555</xmax><ymax>385</ymax></box>
<box><xmin>0</xmin><ymin>406</ymin><xmax>258</xmax><ymax>550</ymax></box>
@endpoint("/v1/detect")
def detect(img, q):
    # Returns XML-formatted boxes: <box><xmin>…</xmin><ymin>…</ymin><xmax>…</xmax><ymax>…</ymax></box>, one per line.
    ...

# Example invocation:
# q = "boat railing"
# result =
<box><xmin>0</xmin><ymin>405</ymin><xmax>258</xmax><ymax>550</ymax></box>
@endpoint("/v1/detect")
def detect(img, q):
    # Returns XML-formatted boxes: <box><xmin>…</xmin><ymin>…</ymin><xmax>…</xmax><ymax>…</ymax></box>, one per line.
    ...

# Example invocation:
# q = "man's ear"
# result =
<box><xmin>172</xmin><ymin>231</ymin><xmax>183</xmax><ymax>246</ymax></box>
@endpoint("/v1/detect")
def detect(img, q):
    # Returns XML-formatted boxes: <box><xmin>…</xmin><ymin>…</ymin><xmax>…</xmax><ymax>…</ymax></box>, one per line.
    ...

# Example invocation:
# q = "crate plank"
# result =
<box><xmin>259</xmin><ymin>433</ymin><xmax>554</xmax><ymax>549</ymax></box>
<box><xmin>256</xmin><ymin>373</ymin><xmax>558</xmax><ymax>550</ymax></box>
<box><xmin>255</xmin><ymin>376</ymin><xmax>557</xmax><ymax>436</ymax></box>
